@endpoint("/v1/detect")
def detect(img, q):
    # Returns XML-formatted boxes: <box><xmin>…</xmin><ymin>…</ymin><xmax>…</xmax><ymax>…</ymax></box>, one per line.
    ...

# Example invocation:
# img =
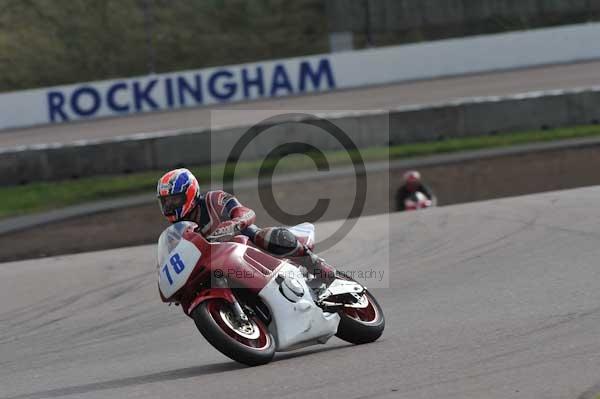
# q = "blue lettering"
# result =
<box><xmin>270</xmin><ymin>64</ymin><xmax>293</xmax><ymax>96</ymax></box>
<box><xmin>208</xmin><ymin>70</ymin><xmax>237</xmax><ymax>101</ymax></box>
<box><xmin>298</xmin><ymin>58</ymin><xmax>336</xmax><ymax>92</ymax></box>
<box><xmin>165</xmin><ymin>78</ymin><xmax>175</xmax><ymax>108</ymax></box>
<box><xmin>47</xmin><ymin>91</ymin><xmax>68</xmax><ymax>122</ymax></box>
<box><xmin>162</xmin><ymin>264</ymin><xmax>173</xmax><ymax>285</ymax></box>
<box><xmin>106</xmin><ymin>82</ymin><xmax>130</xmax><ymax>113</ymax></box>
<box><xmin>170</xmin><ymin>253</ymin><xmax>185</xmax><ymax>274</ymax></box>
<box><xmin>70</xmin><ymin>86</ymin><xmax>101</xmax><ymax>117</ymax></box>
<box><xmin>241</xmin><ymin>67</ymin><xmax>264</xmax><ymax>99</ymax></box>
<box><xmin>133</xmin><ymin>79</ymin><xmax>159</xmax><ymax>111</ymax></box>
<box><xmin>177</xmin><ymin>74</ymin><xmax>203</xmax><ymax>106</ymax></box>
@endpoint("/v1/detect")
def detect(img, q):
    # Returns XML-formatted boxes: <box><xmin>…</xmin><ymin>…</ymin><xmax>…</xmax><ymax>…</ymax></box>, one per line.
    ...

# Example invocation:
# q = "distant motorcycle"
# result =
<box><xmin>404</xmin><ymin>191</ymin><xmax>434</xmax><ymax>211</ymax></box>
<box><xmin>157</xmin><ymin>221</ymin><xmax>385</xmax><ymax>366</ymax></box>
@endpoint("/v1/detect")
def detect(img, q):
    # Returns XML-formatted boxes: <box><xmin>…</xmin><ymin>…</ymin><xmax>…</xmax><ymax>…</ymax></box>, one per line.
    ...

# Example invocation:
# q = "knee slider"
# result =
<box><xmin>265</xmin><ymin>227</ymin><xmax>299</xmax><ymax>256</ymax></box>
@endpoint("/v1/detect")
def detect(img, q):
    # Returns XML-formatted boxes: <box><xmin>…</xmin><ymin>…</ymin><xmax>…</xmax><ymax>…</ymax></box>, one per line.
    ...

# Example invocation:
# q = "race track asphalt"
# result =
<box><xmin>2</xmin><ymin>60</ymin><xmax>600</xmax><ymax>149</ymax></box>
<box><xmin>2</xmin><ymin>186</ymin><xmax>600</xmax><ymax>398</ymax></box>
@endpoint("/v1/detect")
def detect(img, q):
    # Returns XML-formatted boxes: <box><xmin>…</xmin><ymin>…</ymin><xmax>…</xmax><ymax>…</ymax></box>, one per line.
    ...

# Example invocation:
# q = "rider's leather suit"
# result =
<box><xmin>191</xmin><ymin>190</ymin><xmax>305</xmax><ymax>257</ymax></box>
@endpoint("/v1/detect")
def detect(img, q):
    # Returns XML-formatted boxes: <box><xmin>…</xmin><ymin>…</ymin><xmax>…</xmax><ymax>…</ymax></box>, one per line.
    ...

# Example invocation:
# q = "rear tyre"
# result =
<box><xmin>334</xmin><ymin>273</ymin><xmax>385</xmax><ymax>345</ymax></box>
<box><xmin>191</xmin><ymin>299</ymin><xmax>275</xmax><ymax>366</ymax></box>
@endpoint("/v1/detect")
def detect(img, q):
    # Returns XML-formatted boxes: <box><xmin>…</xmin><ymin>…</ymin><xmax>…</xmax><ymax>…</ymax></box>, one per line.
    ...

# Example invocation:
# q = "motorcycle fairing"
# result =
<box><xmin>405</xmin><ymin>191</ymin><xmax>432</xmax><ymax>210</ymax></box>
<box><xmin>258</xmin><ymin>262</ymin><xmax>339</xmax><ymax>351</ymax></box>
<box><xmin>158</xmin><ymin>238</ymin><xmax>202</xmax><ymax>299</ymax></box>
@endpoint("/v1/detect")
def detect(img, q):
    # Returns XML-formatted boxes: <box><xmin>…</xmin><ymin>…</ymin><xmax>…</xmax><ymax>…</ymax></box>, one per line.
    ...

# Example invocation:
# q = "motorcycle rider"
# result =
<box><xmin>157</xmin><ymin>168</ymin><xmax>332</xmax><ymax>279</ymax></box>
<box><xmin>395</xmin><ymin>170</ymin><xmax>436</xmax><ymax>211</ymax></box>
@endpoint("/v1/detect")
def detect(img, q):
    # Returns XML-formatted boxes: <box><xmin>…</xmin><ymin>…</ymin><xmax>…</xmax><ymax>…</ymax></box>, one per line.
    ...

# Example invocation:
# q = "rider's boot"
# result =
<box><xmin>249</xmin><ymin>226</ymin><xmax>337</xmax><ymax>287</ymax></box>
<box><xmin>294</xmin><ymin>247</ymin><xmax>337</xmax><ymax>294</ymax></box>
<box><xmin>306</xmin><ymin>248</ymin><xmax>336</xmax><ymax>282</ymax></box>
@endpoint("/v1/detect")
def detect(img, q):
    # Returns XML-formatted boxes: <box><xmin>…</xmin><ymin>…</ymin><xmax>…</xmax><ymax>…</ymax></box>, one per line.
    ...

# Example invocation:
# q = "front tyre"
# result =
<box><xmin>191</xmin><ymin>299</ymin><xmax>275</xmax><ymax>366</ymax></box>
<box><xmin>335</xmin><ymin>290</ymin><xmax>385</xmax><ymax>345</ymax></box>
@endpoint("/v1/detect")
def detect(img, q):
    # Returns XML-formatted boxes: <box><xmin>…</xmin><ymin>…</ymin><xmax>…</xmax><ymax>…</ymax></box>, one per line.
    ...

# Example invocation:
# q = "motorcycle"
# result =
<box><xmin>157</xmin><ymin>221</ymin><xmax>385</xmax><ymax>366</ymax></box>
<box><xmin>404</xmin><ymin>191</ymin><xmax>434</xmax><ymax>211</ymax></box>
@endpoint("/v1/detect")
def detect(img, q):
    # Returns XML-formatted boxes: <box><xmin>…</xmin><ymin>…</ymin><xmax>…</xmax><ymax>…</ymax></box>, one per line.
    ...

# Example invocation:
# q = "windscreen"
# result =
<box><xmin>157</xmin><ymin>221</ymin><xmax>197</xmax><ymax>268</ymax></box>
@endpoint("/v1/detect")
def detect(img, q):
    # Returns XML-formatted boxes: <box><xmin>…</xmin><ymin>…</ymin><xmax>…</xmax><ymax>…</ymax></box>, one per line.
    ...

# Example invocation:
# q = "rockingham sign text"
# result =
<box><xmin>0</xmin><ymin>55</ymin><xmax>337</xmax><ymax>130</ymax></box>
<box><xmin>47</xmin><ymin>59</ymin><xmax>335</xmax><ymax>123</ymax></box>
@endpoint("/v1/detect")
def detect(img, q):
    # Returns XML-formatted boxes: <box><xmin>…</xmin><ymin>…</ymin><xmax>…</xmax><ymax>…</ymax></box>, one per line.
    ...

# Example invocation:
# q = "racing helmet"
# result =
<box><xmin>403</xmin><ymin>170</ymin><xmax>421</xmax><ymax>192</ymax></box>
<box><xmin>157</xmin><ymin>168</ymin><xmax>200</xmax><ymax>222</ymax></box>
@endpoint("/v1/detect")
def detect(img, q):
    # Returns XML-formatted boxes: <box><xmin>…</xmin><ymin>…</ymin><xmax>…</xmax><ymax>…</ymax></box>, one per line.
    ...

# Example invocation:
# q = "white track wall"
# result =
<box><xmin>2</xmin><ymin>22</ymin><xmax>600</xmax><ymax>130</ymax></box>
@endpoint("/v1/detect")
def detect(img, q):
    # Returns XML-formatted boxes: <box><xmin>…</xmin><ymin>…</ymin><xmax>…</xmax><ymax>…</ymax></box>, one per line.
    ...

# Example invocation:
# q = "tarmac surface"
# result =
<box><xmin>2</xmin><ymin>187</ymin><xmax>600</xmax><ymax>398</ymax></box>
<box><xmin>2</xmin><ymin>60</ymin><xmax>600</xmax><ymax>149</ymax></box>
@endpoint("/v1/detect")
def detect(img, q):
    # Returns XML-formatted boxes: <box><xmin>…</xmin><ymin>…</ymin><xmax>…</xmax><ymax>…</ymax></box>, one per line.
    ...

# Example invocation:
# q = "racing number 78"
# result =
<box><xmin>162</xmin><ymin>253</ymin><xmax>185</xmax><ymax>285</ymax></box>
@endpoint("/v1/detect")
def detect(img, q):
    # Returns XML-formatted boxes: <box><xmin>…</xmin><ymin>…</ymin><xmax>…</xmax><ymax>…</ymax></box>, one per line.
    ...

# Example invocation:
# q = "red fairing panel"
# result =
<box><xmin>178</xmin><ymin>230</ymin><xmax>283</xmax><ymax>315</ymax></box>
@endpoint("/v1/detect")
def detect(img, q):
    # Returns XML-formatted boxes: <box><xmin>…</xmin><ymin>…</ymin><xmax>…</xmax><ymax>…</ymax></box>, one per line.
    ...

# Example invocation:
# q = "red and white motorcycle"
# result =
<box><xmin>157</xmin><ymin>221</ymin><xmax>385</xmax><ymax>366</ymax></box>
<box><xmin>404</xmin><ymin>191</ymin><xmax>435</xmax><ymax>211</ymax></box>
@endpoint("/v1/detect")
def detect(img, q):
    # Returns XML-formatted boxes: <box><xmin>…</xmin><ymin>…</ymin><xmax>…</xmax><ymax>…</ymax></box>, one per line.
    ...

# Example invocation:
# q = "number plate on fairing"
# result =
<box><xmin>158</xmin><ymin>239</ymin><xmax>201</xmax><ymax>299</ymax></box>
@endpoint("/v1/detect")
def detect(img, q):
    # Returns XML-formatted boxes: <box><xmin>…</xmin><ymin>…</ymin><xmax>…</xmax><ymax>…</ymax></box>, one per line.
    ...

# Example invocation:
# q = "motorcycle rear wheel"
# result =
<box><xmin>191</xmin><ymin>299</ymin><xmax>275</xmax><ymax>366</ymax></box>
<box><xmin>334</xmin><ymin>273</ymin><xmax>385</xmax><ymax>345</ymax></box>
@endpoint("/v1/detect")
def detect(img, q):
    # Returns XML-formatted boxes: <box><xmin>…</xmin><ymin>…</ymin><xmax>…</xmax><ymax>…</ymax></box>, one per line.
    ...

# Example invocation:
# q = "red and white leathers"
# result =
<box><xmin>193</xmin><ymin>190</ymin><xmax>306</xmax><ymax>258</ymax></box>
<box><xmin>196</xmin><ymin>190</ymin><xmax>255</xmax><ymax>236</ymax></box>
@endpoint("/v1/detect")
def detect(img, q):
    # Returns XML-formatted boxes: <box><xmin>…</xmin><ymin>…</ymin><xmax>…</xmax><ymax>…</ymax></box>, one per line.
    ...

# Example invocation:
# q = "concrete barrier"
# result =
<box><xmin>3</xmin><ymin>86</ymin><xmax>600</xmax><ymax>185</ymax></box>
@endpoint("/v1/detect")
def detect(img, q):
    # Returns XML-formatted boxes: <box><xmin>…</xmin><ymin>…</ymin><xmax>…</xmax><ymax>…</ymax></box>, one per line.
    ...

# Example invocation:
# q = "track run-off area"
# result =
<box><xmin>1</xmin><ymin>186</ymin><xmax>600</xmax><ymax>398</ymax></box>
<box><xmin>2</xmin><ymin>60</ymin><xmax>600</xmax><ymax>149</ymax></box>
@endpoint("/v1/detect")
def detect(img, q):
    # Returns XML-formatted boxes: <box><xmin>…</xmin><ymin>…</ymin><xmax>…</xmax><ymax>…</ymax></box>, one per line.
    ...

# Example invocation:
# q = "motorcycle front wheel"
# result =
<box><xmin>191</xmin><ymin>299</ymin><xmax>275</xmax><ymax>366</ymax></box>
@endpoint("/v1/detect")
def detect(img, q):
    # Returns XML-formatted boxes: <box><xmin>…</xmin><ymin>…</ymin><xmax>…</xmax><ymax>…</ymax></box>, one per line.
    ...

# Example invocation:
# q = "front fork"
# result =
<box><xmin>213</xmin><ymin>277</ymin><xmax>248</xmax><ymax>322</ymax></box>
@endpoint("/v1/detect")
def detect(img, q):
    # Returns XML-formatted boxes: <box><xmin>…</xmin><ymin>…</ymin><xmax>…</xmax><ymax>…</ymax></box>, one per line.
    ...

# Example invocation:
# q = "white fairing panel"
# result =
<box><xmin>288</xmin><ymin>222</ymin><xmax>315</xmax><ymax>248</ymax></box>
<box><xmin>258</xmin><ymin>263</ymin><xmax>340</xmax><ymax>351</ymax></box>
<box><xmin>158</xmin><ymin>239</ymin><xmax>201</xmax><ymax>299</ymax></box>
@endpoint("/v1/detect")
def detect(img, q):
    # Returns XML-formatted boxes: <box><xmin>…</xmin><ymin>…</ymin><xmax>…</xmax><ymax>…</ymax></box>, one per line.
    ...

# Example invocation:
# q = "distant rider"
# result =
<box><xmin>395</xmin><ymin>170</ymin><xmax>436</xmax><ymax>211</ymax></box>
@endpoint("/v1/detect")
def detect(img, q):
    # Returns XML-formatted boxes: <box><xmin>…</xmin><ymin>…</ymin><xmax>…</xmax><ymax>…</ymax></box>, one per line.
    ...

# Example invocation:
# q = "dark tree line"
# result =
<box><xmin>2</xmin><ymin>0</ymin><xmax>598</xmax><ymax>92</ymax></box>
<box><xmin>0</xmin><ymin>0</ymin><xmax>328</xmax><ymax>91</ymax></box>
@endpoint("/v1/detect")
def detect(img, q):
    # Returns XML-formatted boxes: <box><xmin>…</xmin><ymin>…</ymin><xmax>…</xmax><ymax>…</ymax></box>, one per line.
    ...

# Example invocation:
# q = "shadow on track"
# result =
<box><xmin>274</xmin><ymin>342</ymin><xmax>354</xmax><ymax>362</ymax></box>
<box><xmin>2</xmin><ymin>362</ymin><xmax>241</xmax><ymax>399</ymax></box>
<box><xmin>3</xmin><ymin>344</ymin><xmax>356</xmax><ymax>399</ymax></box>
